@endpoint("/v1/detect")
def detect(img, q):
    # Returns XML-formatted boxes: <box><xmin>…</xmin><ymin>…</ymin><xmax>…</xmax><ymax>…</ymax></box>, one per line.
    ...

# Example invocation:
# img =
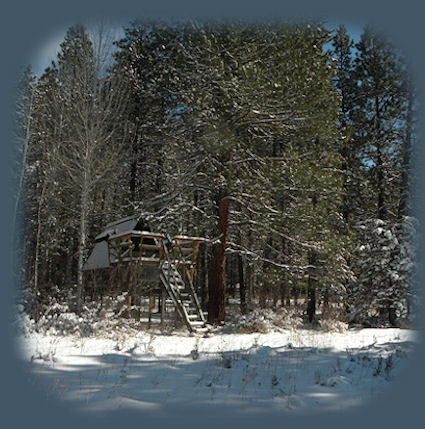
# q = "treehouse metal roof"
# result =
<box><xmin>83</xmin><ymin>216</ymin><xmax>150</xmax><ymax>271</ymax></box>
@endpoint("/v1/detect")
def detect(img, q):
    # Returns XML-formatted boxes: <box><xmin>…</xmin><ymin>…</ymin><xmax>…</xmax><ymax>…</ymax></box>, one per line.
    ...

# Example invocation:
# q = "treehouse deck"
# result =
<box><xmin>83</xmin><ymin>218</ymin><xmax>210</xmax><ymax>334</ymax></box>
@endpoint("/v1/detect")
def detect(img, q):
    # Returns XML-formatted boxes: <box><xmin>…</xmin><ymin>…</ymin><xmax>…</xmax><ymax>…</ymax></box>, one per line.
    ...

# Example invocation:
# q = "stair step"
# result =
<box><xmin>169</xmin><ymin>283</ymin><xmax>184</xmax><ymax>289</ymax></box>
<box><xmin>160</xmin><ymin>262</ymin><xmax>208</xmax><ymax>334</ymax></box>
<box><xmin>192</xmin><ymin>327</ymin><xmax>211</xmax><ymax>334</ymax></box>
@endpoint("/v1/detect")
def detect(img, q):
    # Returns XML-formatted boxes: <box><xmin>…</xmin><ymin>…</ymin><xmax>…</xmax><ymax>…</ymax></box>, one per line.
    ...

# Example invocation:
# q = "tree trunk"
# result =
<box><xmin>280</xmin><ymin>282</ymin><xmax>287</xmax><ymax>307</ymax></box>
<box><xmin>280</xmin><ymin>237</ymin><xmax>289</xmax><ymax>307</ymax></box>
<box><xmin>13</xmin><ymin>86</ymin><xmax>34</xmax><ymax>246</ymax></box>
<box><xmin>208</xmin><ymin>189</ymin><xmax>229</xmax><ymax>324</ymax></box>
<box><xmin>246</xmin><ymin>260</ymin><xmax>252</xmax><ymax>307</ymax></box>
<box><xmin>129</xmin><ymin>142</ymin><xmax>138</xmax><ymax>201</ymax></box>
<box><xmin>238</xmin><ymin>251</ymin><xmax>247</xmax><ymax>315</ymax></box>
<box><xmin>225</xmin><ymin>255</ymin><xmax>234</xmax><ymax>301</ymax></box>
<box><xmin>398</xmin><ymin>82</ymin><xmax>413</xmax><ymax>220</ymax></box>
<box><xmin>307</xmin><ymin>251</ymin><xmax>317</xmax><ymax>323</ymax></box>
<box><xmin>76</xmin><ymin>171</ymin><xmax>90</xmax><ymax>315</ymax></box>
<box><xmin>33</xmin><ymin>180</ymin><xmax>48</xmax><ymax>307</ymax></box>
<box><xmin>286</xmin><ymin>287</ymin><xmax>291</xmax><ymax>307</ymax></box>
<box><xmin>376</xmin><ymin>146</ymin><xmax>386</xmax><ymax>220</ymax></box>
<box><xmin>307</xmin><ymin>285</ymin><xmax>316</xmax><ymax>323</ymax></box>
<box><xmin>260</xmin><ymin>238</ymin><xmax>273</xmax><ymax>309</ymax></box>
<box><xmin>388</xmin><ymin>305</ymin><xmax>397</xmax><ymax>327</ymax></box>
<box><xmin>375</xmin><ymin>96</ymin><xmax>386</xmax><ymax>220</ymax></box>
<box><xmin>65</xmin><ymin>235</ymin><xmax>74</xmax><ymax>288</ymax></box>
<box><xmin>202</xmin><ymin>243</ymin><xmax>209</xmax><ymax>311</ymax></box>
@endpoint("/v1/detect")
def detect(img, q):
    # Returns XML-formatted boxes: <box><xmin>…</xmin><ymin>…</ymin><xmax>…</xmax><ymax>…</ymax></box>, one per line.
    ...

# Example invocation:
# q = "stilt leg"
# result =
<box><xmin>161</xmin><ymin>287</ymin><xmax>165</xmax><ymax>332</ymax></box>
<box><xmin>148</xmin><ymin>284</ymin><xmax>153</xmax><ymax>329</ymax></box>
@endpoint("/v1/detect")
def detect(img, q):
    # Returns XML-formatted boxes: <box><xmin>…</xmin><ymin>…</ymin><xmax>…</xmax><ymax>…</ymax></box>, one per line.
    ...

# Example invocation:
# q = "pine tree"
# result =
<box><xmin>20</xmin><ymin>20</ymin><xmax>417</xmax><ymax>328</ymax></box>
<box><xmin>14</xmin><ymin>67</ymin><xmax>37</xmax><ymax>287</ymax></box>
<box><xmin>346</xmin><ymin>27</ymin><xmax>415</xmax><ymax>325</ymax></box>
<box><xmin>351</xmin><ymin>27</ymin><xmax>406</xmax><ymax>221</ymax></box>
<box><xmin>349</xmin><ymin>216</ymin><xmax>418</xmax><ymax>326</ymax></box>
<box><xmin>112</xmin><ymin>22</ymin><xmax>187</xmax><ymax>214</ymax></box>
<box><xmin>397</xmin><ymin>75</ymin><xmax>415</xmax><ymax>220</ymax></box>
<box><xmin>169</xmin><ymin>22</ymin><xmax>347</xmax><ymax>321</ymax></box>
<box><xmin>332</xmin><ymin>25</ymin><xmax>362</xmax><ymax>225</ymax></box>
<box><xmin>44</xmin><ymin>25</ymin><xmax>128</xmax><ymax>313</ymax></box>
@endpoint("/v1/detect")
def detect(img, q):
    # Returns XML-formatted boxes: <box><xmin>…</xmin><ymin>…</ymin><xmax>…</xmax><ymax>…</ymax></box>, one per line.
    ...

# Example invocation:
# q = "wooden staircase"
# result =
<box><xmin>160</xmin><ymin>260</ymin><xmax>209</xmax><ymax>334</ymax></box>
<box><xmin>107</xmin><ymin>230</ymin><xmax>211</xmax><ymax>334</ymax></box>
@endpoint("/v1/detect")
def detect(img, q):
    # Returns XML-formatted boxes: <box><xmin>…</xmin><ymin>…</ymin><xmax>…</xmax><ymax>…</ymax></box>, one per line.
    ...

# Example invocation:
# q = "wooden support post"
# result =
<box><xmin>139</xmin><ymin>288</ymin><xmax>144</xmax><ymax>322</ymax></box>
<box><xmin>148</xmin><ymin>284</ymin><xmax>153</xmax><ymax>329</ymax></box>
<box><xmin>91</xmin><ymin>270</ymin><xmax>97</xmax><ymax>301</ymax></box>
<box><xmin>161</xmin><ymin>286</ymin><xmax>165</xmax><ymax>332</ymax></box>
<box><xmin>294</xmin><ymin>284</ymin><xmax>299</xmax><ymax>306</ymax></box>
<box><xmin>125</xmin><ymin>265</ymin><xmax>131</xmax><ymax>318</ymax></box>
<box><xmin>127</xmin><ymin>295</ymin><xmax>132</xmax><ymax>316</ymax></box>
<box><xmin>137</xmin><ymin>263</ymin><xmax>143</xmax><ymax>321</ymax></box>
<box><xmin>128</xmin><ymin>237</ymin><xmax>134</xmax><ymax>317</ymax></box>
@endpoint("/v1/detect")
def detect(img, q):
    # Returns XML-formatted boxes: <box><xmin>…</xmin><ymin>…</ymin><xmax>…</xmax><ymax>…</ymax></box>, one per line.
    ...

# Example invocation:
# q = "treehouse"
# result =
<box><xmin>83</xmin><ymin>216</ymin><xmax>210</xmax><ymax>334</ymax></box>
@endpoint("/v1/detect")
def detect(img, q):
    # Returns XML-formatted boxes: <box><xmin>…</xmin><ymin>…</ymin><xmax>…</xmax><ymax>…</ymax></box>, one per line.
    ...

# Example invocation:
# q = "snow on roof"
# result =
<box><xmin>83</xmin><ymin>217</ymin><xmax>208</xmax><ymax>271</ymax></box>
<box><xmin>108</xmin><ymin>230</ymin><xmax>165</xmax><ymax>241</ymax></box>
<box><xmin>174</xmin><ymin>235</ymin><xmax>209</xmax><ymax>242</ymax></box>
<box><xmin>105</xmin><ymin>215</ymin><xmax>139</xmax><ymax>228</ymax></box>
<box><xmin>95</xmin><ymin>217</ymin><xmax>140</xmax><ymax>241</ymax></box>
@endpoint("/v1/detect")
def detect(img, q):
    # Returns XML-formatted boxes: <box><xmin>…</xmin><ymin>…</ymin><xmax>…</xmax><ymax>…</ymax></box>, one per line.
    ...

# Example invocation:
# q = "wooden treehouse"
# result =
<box><xmin>83</xmin><ymin>217</ymin><xmax>210</xmax><ymax>334</ymax></box>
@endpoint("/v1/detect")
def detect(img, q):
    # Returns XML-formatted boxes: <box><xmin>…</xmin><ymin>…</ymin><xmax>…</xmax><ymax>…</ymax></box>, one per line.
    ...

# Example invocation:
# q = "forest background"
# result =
<box><xmin>14</xmin><ymin>19</ymin><xmax>419</xmax><ymax>329</ymax></box>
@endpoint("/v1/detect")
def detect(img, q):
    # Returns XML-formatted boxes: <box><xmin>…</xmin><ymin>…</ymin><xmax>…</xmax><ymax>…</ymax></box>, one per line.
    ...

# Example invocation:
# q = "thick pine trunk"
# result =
<box><xmin>208</xmin><ymin>190</ymin><xmax>229</xmax><ymax>324</ymax></box>
<box><xmin>197</xmin><ymin>243</ymin><xmax>206</xmax><ymax>308</ymax></box>
<box><xmin>203</xmin><ymin>244</ymin><xmax>209</xmax><ymax>310</ymax></box>
<box><xmin>307</xmin><ymin>284</ymin><xmax>316</xmax><ymax>323</ymax></box>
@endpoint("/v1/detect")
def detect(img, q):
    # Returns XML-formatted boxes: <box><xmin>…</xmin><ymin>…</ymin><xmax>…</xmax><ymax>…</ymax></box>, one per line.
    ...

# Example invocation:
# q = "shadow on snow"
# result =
<box><xmin>23</xmin><ymin>338</ymin><xmax>415</xmax><ymax>417</ymax></box>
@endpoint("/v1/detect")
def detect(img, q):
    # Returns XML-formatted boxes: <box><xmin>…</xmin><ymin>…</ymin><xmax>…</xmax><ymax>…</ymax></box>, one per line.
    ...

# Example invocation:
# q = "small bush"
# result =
<box><xmin>319</xmin><ymin>305</ymin><xmax>348</xmax><ymax>332</ymax></box>
<box><xmin>15</xmin><ymin>292</ymin><xmax>137</xmax><ymax>338</ymax></box>
<box><xmin>319</xmin><ymin>318</ymin><xmax>348</xmax><ymax>333</ymax></box>
<box><xmin>231</xmin><ymin>308</ymin><xmax>303</xmax><ymax>333</ymax></box>
<box><xmin>237</xmin><ymin>310</ymin><xmax>274</xmax><ymax>333</ymax></box>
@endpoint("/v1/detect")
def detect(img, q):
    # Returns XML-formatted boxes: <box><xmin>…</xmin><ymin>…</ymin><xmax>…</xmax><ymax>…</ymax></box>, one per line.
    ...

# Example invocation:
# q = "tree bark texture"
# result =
<box><xmin>398</xmin><ymin>83</ymin><xmax>413</xmax><ymax>220</ymax></box>
<box><xmin>375</xmin><ymin>96</ymin><xmax>386</xmax><ymax>220</ymax></box>
<box><xmin>307</xmin><ymin>251</ymin><xmax>317</xmax><ymax>323</ymax></box>
<box><xmin>76</xmin><ymin>171</ymin><xmax>90</xmax><ymax>315</ymax></box>
<box><xmin>208</xmin><ymin>189</ymin><xmax>229</xmax><ymax>324</ymax></box>
<box><xmin>238</xmin><ymin>252</ymin><xmax>247</xmax><ymax>314</ymax></box>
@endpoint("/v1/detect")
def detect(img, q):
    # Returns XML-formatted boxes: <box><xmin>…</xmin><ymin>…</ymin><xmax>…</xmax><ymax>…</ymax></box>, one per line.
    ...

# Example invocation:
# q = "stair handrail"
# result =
<box><xmin>160</xmin><ymin>242</ymin><xmax>194</xmax><ymax>331</ymax></box>
<box><xmin>172</xmin><ymin>238</ymin><xmax>206</xmax><ymax>324</ymax></box>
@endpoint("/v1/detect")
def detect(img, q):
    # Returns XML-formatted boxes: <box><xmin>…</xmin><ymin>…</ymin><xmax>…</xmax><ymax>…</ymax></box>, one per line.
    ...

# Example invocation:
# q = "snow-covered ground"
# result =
<box><xmin>16</xmin><ymin>324</ymin><xmax>417</xmax><ymax>415</ymax></box>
